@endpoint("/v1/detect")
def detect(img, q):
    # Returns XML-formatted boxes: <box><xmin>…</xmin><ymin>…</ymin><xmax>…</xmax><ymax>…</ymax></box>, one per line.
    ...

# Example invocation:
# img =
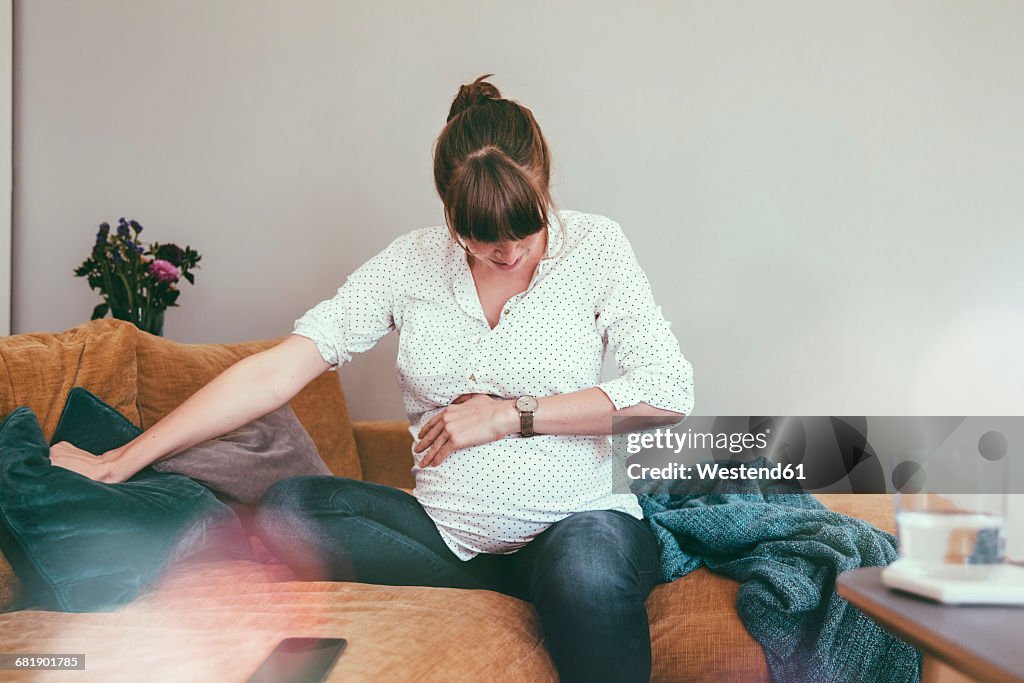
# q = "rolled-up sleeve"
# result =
<box><xmin>594</xmin><ymin>224</ymin><xmax>694</xmax><ymax>415</ymax></box>
<box><xmin>292</xmin><ymin>238</ymin><xmax>399</xmax><ymax>372</ymax></box>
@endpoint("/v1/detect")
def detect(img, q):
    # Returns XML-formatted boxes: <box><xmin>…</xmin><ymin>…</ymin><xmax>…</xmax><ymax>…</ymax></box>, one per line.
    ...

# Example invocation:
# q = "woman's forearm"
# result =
<box><xmin>108</xmin><ymin>353</ymin><xmax>285</xmax><ymax>480</ymax></box>
<box><xmin>495</xmin><ymin>387</ymin><xmax>685</xmax><ymax>437</ymax></box>
<box><xmin>416</xmin><ymin>388</ymin><xmax>687</xmax><ymax>467</ymax></box>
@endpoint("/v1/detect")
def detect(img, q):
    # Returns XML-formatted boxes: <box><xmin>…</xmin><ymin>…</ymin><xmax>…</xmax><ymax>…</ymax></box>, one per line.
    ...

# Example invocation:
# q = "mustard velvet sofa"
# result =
<box><xmin>0</xmin><ymin>319</ymin><xmax>897</xmax><ymax>682</ymax></box>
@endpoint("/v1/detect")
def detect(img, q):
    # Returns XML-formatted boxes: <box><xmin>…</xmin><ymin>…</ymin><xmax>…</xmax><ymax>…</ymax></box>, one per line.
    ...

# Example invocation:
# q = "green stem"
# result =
<box><xmin>115</xmin><ymin>271</ymin><xmax>134</xmax><ymax>320</ymax></box>
<box><xmin>98</xmin><ymin>259</ymin><xmax>114</xmax><ymax>311</ymax></box>
<box><xmin>133</xmin><ymin>246</ymin><xmax>141</xmax><ymax>319</ymax></box>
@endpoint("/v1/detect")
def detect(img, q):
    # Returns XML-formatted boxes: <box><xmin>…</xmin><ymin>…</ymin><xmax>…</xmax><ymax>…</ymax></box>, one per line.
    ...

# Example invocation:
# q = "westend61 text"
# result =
<box><xmin>624</xmin><ymin>428</ymin><xmax>770</xmax><ymax>455</ymax></box>
<box><xmin>627</xmin><ymin>462</ymin><xmax>806</xmax><ymax>481</ymax></box>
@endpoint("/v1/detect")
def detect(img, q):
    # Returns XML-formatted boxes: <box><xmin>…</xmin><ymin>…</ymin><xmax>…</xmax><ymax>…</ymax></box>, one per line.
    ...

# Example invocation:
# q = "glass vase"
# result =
<box><xmin>140</xmin><ymin>309</ymin><xmax>165</xmax><ymax>337</ymax></box>
<box><xmin>110</xmin><ymin>306</ymin><xmax>165</xmax><ymax>337</ymax></box>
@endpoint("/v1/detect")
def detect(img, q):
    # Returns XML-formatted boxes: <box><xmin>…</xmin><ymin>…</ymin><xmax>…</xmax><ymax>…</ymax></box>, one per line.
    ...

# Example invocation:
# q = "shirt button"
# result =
<box><xmin>503</xmin><ymin>308</ymin><xmax>510</xmax><ymax>315</ymax></box>
<box><xmin>470</xmin><ymin>373</ymin><xmax>476</xmax><ymax>382</ymax></box>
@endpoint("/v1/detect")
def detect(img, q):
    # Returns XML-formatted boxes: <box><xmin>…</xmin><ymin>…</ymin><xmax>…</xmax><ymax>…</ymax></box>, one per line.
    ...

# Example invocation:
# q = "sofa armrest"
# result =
<box><xmin>814</xmin><ymin>493</ymin><xmax>896</xmax><ymax>535</ymax></box>
<box><xmin>352</xmin><ymin>420</ymin><xmax>415</xmax><ymax>489</ymax></box>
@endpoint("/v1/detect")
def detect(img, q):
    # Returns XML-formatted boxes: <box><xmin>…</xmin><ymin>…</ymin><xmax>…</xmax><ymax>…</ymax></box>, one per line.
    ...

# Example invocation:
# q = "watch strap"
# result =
<box><xmin>520</xmin><ymin>410</ymin><xmax>534</xmax><ymax>438</ymax></box>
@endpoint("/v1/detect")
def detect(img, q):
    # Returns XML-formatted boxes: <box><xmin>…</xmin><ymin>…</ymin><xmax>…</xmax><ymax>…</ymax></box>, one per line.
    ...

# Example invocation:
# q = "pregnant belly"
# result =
<box><xmin>411</xmin><ymin>435</ymin><xmax>643</xmax><ymax>558</ymax></box>
<box><xmin>412</xmin><ymin>434</ymin><xmax>614</xmax><ymax>515</ymax></box>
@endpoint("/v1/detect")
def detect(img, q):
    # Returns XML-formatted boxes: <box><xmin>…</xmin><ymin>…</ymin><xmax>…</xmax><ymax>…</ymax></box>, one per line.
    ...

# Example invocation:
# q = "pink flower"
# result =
<box><xmin>148</xmin><ymin>259</ymin><xmax>180</xmax><ymax>284</ymax></box>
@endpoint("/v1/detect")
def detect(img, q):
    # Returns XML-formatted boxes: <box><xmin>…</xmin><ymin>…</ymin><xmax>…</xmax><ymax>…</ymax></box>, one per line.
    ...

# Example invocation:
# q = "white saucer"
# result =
<box><xmin>881</xmin><ymin>560</ymin><xmax>1024</xmax><ymax>605</ymax></box>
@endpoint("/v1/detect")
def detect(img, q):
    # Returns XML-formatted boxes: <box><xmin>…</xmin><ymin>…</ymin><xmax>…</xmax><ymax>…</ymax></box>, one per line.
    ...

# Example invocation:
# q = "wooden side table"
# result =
<box><xmin>837</xmin><ymin>567</ymin><xmax>1024</xmax><ymax>683</ymax></box>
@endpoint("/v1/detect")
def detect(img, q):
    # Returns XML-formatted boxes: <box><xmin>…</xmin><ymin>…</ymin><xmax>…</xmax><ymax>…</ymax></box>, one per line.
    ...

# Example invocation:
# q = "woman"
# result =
<box><xmin>53</xmin><ymin>75</ymin><xmax>693</xmax><ymax>682</ymax></box>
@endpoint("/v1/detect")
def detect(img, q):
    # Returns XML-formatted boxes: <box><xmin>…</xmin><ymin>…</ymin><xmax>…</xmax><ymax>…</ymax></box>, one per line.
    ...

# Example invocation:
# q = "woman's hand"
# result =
<box><xmin>50</xmin><ymin>442</ymin><xmax>130</xmax><ymax>483</ymax></box>
<box><xmin>415</xmin><ymin>393</ymin><xmax>518</xmax><ymax>467</ymax></box>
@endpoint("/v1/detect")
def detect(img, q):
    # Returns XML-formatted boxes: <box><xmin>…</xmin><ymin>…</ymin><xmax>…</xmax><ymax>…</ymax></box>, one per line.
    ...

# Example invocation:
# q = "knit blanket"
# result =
<box><xmin>636</xmin><ymin>462</ymin><xmax>921</xmax><ymax>683</ymax></box>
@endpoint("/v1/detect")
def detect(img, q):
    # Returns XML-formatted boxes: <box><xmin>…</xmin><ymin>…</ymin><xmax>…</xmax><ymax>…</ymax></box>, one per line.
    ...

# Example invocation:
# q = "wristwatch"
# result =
<box><xmin>514</xmin><ymin>396</ymin><xmax>539</xmax><ymax>437</ymax></box>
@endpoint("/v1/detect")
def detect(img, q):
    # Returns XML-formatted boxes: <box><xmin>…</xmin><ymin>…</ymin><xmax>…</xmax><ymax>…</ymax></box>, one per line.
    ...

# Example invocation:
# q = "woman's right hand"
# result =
<box><xmin>50</xmin><ymin>442</ymin><xmax>131</xmax><ymax>484</ymax></box>
<box><xmin>48</xmin><ymin>336</ymin><xmax>325</xmax><ymax>485</ymax></box>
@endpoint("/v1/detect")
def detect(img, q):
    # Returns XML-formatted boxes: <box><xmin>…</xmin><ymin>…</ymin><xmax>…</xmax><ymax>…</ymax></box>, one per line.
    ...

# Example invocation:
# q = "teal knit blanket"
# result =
<box><xmin>636</xmin><ymin>466</ymin><xmax>921</xmax><ymax>683</ymax></box>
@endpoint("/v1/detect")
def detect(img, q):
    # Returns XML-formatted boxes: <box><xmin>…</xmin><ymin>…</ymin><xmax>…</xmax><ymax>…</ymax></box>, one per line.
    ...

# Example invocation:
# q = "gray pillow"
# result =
<box><xmin>151</xmin><ymin>403</ymin><xmax>331</xmax><ymax>504</ymax></box>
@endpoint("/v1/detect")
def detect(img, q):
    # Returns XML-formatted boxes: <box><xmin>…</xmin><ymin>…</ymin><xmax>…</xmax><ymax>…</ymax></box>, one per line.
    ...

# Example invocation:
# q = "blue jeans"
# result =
<box><xmin>253</xmin><ymin>476</ymin><xmax>661</xmax><ymax>683</ymax></box>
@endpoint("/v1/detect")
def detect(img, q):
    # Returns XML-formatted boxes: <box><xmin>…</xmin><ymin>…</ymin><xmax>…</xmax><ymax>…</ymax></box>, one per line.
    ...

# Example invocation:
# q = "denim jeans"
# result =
<box><xmin>253</xmin><ymin>476</ymin><xmax>661</xmax><ymax>683</ymax></box>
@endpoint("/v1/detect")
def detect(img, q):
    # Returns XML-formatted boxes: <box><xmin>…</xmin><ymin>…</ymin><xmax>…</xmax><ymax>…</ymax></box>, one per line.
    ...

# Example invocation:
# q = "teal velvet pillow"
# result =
<box><xmin>0</xmin><ymin>387</ymin><xmax>251</xmax><ymax>612</ymax></box>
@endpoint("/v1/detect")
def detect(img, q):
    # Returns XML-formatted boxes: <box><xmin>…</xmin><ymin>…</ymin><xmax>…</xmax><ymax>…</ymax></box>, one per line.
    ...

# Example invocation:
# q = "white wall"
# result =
<box><xmin>11</xmin><ymin>0</ymin><xmax>1024</xmax><ymax>557</ymax></box>
<box><xmin>12</xmin><ymin>2</ymin><xmax>1023</xmax><ymax>407</ymax></box>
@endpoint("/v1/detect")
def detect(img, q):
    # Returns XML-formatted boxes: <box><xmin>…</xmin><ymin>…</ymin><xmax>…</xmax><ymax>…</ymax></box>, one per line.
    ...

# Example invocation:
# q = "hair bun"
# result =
<box><xmin>447</xmin><ymin>74</ymin><xmax>502</xmax><ymax>121</ymax></box>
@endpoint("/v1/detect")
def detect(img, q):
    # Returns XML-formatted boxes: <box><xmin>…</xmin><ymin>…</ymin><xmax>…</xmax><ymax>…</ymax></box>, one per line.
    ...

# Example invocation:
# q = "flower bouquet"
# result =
<box><xmin>74</xmin><ymin>218</ymin><xmax>201</xmax><ymax>336</ymax></box>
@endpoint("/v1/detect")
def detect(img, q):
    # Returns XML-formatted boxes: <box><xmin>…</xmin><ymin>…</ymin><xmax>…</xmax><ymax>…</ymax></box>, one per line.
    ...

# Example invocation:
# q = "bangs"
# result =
<box><xmin>445</xmin><ymin>148</ymin><xmax>548</xmax><ymax>243</ymax></box>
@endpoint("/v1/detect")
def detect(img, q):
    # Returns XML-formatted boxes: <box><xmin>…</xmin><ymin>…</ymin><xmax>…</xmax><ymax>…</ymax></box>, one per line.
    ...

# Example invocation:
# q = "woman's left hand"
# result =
<box><xmin>415</xmin><ymin>393</ymin><xmax>517</xmax><ymax>467</ymax></box>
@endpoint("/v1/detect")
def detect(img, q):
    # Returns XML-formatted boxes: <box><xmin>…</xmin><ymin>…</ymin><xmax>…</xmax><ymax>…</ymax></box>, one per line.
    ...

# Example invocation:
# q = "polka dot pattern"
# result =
<box><xmin>293</xmin><ymin>210</ymin><xmax>695</xmax><ymax>559</ymax></box>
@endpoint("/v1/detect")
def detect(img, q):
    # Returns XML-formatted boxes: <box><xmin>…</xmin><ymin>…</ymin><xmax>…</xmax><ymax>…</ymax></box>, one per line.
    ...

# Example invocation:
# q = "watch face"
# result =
<box><xmin>516</xmin><ymin>396</ymin><xmax>539</xmax><ymax>412</ymax></box>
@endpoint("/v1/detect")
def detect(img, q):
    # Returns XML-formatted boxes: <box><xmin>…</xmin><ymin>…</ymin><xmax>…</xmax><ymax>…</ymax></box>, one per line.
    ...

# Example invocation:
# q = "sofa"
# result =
<box><xmin>0</xmin><ymin>318</ymin><xmax>898</xmax><ymax>682</ymax></box>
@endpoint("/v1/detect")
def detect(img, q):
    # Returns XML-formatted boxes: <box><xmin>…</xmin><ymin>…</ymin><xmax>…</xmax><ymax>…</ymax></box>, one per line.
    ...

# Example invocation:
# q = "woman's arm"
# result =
<box><xmin>50</xmin><ymin>335</ymin><xmax>331</xmax><ymax>483</ymax></box>
<box><xmin>53</xmin><ymin>233</ymin><xmax>404</xmax><ymax>483</ymax></box>
<box><xmin>415</xmin><ymin>388</ymin><xmax>683</xmax><ymax>467</ymax></box>
<box><xmin>526</xmin><ymin>388</ymin><xmax>684</xmax><ymax>434</ymax></box>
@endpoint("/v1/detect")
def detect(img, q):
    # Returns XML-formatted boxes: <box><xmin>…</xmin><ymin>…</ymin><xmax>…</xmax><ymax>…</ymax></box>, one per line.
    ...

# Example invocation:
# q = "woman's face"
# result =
<box><xmin>459</xmin><ymin>229</ymin><xmax>546</xmax><ymax>274</ymax></box>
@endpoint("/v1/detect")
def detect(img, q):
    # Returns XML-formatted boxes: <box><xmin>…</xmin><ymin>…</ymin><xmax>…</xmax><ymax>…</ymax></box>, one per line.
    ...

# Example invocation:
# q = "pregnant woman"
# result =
<box><xmin>54</xmin><ymin>75</ymin><xmax>694</xmax><ymax>682</ymax></box>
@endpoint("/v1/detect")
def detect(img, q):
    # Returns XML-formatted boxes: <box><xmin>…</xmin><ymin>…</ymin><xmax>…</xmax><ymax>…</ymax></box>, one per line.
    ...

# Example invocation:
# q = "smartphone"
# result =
<box><xmin>246</xmin><ymin>637</ymin><xmax>347</xmax><ymax>683</ymax></box>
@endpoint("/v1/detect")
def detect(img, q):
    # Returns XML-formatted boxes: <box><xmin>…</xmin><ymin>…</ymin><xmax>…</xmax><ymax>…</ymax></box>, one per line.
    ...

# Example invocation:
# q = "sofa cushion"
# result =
<box><xmin>648</xmin><ymin>568</ymin><xmax>769</xmax><ymax>681</ymax></box>
<box><xmin>0</xmin><ymin>395</ymin><xmax>250</xmax><ymax>612</ymax></box>
<box><xmin>152</xmin><ymin>401</ymin><xmax>332</xmax><ymax>505</ymax></box>
<box><xmin>353</xmin><ymin>420</ymin><xmax>415</xmax><ymax>489</ymax></box>
<box><xmin>0</xmin><ymin>318</ymin><xmax>140</xmax><ymax>441</ymax></box>
<box><xmin>0</xmin><ymin>537</ymin><xmax>559</xmax><ymax>682</ymax></box>
<box><xmin>50</xmin><ymin>386</ymin><xmax>142</xmax><ymax>456</ymax></box>
<box><xmin>134</xmin><ymin>332</ymin><xmax>362</xmax><ymax>480</ymax></box>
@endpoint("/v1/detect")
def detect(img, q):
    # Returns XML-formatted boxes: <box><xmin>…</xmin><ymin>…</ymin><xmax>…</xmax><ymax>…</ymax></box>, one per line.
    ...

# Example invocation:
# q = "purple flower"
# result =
<box><xmin>148</xmin><ymin>259</ymin><xmax>180</xmax><ymax>284</ymax></box>
<box><xmin>129</xmin><ymin>220</ymin><xmax>143</xmax><ymax>233</ymax></box>
<box><xmin>155</xmin><ymin>243</ymin><xmax>185</xmax><ymax>267</ymax></box>
<box><xmin>94</xmin><ymin>222</ymin><xmax>110</xmax><ymax>246</ymax></box>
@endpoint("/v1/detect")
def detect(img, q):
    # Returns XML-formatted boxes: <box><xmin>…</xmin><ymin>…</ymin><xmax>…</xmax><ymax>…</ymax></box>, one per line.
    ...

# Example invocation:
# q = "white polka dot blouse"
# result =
<box><xmin>292</xmin><ymin>210</ymin><xmax>694</xmax><ymax>560</ymax></box>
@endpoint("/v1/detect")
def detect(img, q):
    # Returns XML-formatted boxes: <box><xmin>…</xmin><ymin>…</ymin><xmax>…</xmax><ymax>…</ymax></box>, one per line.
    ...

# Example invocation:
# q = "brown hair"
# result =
<box><xmin>433</xmin><ymin>74</ymin><xmax>554</xmax><ymax>244</ymax></box>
